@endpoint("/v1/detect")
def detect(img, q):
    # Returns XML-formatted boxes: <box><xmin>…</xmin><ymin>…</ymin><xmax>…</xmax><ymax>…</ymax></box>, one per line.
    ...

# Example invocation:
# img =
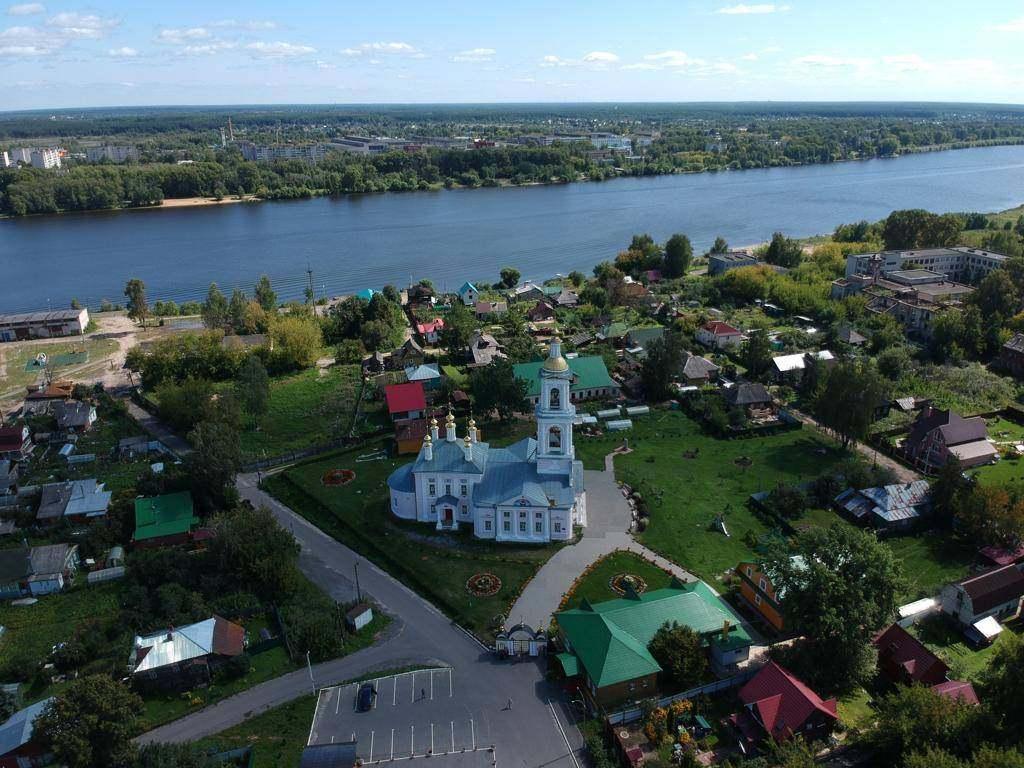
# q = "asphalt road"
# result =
<box><xmin>139</xmin><ymin>472</ymin><xmax>584</xmax><ymax>768</ymax></box>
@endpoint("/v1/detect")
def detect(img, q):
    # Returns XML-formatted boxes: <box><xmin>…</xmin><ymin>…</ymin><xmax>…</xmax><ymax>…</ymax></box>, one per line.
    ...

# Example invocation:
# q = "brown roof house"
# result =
<box><xmin>129</xmin><ymin>615</ymin><xmax>246</xmax><ymax>692</ymax></box>
<box><xmin>903</xmin><ymin>407</ymin><xmax>997</xmax><ymax>471</ymax></box>
<box><xmin>465</xmin><ymin>330</ymin><xmax>506</xmax><ymax>367</ymax></box>
<box><xmin>1000</xmin><ymin>333</ymin><xmax>1024</xmax><ymax>378</ymax></box>
<box><xmin>940</xmin><ymin>564</ymin><xmax>1024</xmax><ymax>642</ymax></box>
<box><xmin>872</xmin><ymin>624</ymin><xmax>949</xmax><ymax>686</ymax></box>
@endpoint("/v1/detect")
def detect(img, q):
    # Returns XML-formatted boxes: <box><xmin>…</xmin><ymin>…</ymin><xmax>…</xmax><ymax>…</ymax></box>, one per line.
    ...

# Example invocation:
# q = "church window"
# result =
<box><xmin>428</xmin><ymin>481</ymin><xmax>436</xmax><ymax>496</ymax></box>
<box><xmin>503</xmin><ymin>519</ymin><xmax>511</xmax><ymax>532</ymax></box>
<box><xmin>535</xmin><ymin>520</ymin><xmax>543</xmax><ymax>534</ymax></box>
<box><xmin>460</xmin><ymin>482</ymin><xmax>467</xmax><ymax>497</ymax></box>
<box><xmin>548</xmin><ymin>426</ymin><xmax>562</xmax><ymax>452</ymax></box>
<box><xmin>549</xmin><ymin>387</ymin><xmax>560</xmax><ymax>409</ymax></box>
<box><xmin>485</xmin><ymin>520</ymin><xmax>492</xmax><ymax>531</ymax></box>
<box><xmin>519</xmin><ymin>518</ymin><xmax>527</xmax><ymax>533</ymax></box>
<box><xmin>553</xmin><ymin>520</ymin><xmax>562</xmax><ymax>533</ymax></box>
<box><xmin>445</xmin><ymin>481</ymin><xmax>452</xmax><ymax>496</ymax></box>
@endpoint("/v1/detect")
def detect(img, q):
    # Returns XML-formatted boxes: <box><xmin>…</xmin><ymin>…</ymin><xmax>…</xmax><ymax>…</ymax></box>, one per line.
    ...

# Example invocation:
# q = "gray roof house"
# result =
<box><xmin>51</xmin><ymin>400</ymin><xmax>97</xmax><ymax>431</ymax></box>
<box><xmin>726</xmin><ymin>382</ymin><xmax>772</xmax><ymax>408</ymax></box>
<box><xmin>835</xmin><ymin>480</ymin><xmax>931</xmax><ymax>532</ymax></box>
<box><xmin>0</xmin><ymin>459</ymin><xmax>16</xmax><ymax>497</ymax></box>
<box><xmin>681</xmin><ymin>354</ymin><xmax>720</xmax><ymax>384</ymax></box>
<box><xmin>0</xmin><ymin>543</ymin><xmax>78</xmax><ymax>599</ymax></box>
<box><xmin>0</xmin><ymin>697</ymin><xmax>54</xmax><ymax>765</ymax></box>
<box><xmin>465</xmin><ymin>330</ymin><xmax>506</xmax><ymax>367</ymax></box>
<box><xmin>36</xmin><ymin>479</ymin><xmax>111</xmax><ymax>524</ymax></box>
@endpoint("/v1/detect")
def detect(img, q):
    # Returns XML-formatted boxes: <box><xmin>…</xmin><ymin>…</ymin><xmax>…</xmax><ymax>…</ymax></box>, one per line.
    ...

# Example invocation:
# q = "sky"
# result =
<box><xmin>2</xmin><ymin>1</ymin><xmax>1024</xmax><ymax>110</ymax></box>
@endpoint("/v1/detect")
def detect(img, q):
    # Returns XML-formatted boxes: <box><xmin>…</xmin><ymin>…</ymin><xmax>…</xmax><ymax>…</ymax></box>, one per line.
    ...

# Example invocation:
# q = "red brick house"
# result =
<box><xmin>730</xmin><ymin>661</ymin><xmax>838</xmax><ymax>754</ymax></box>
<box><xmin>872</xmin><ymin>624</ymin><xmax>949</xmax><ymax>686</ymax></box>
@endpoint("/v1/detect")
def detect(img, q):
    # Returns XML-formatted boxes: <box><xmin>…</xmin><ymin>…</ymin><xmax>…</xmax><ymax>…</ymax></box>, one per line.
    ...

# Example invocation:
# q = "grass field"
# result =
<box><xmin>912</xmin><ymin>614</ymin><xmax>1022</xmax><ymax>682</ymax></box>
<box><xmin>0</xmin><ymin>337</ymin><xmax>119</xmax><ymax>399</ymax></box>
<box><xmin>265</xmin><ymin>439</ymin><xmax>556</xmax><ymax>639</ymax></box>
<box><xmin>233</xmin><ymin>364</ymin><xmax>382</xmax><ymax>459</ymax></box>
<box><xmin>968</xmin><ymin>417</ymin><xmax>1024</xmax><ymax>488</ymax></box>
<box><xmin>575</xmin><ymin>410</ymin><xmax>850</xmax><ymax>585</ymax></box>
<box><xmin>195</xmin><ymin>694</ymin><xmax>317</xmax><ymax>768</ymax></box>
<box><xmin>885</xmin><ymin>533</ymin><xmax>974</xmax><ymax>602</ymax></box>
<box><xmin>560</xmin><ymin>550</ymin><xmax>675</xmax><ymax>610</ymax></box>
<box><xmin>837</xmin><ymin>687</ymin><xmax>874</xmax><ymax>732</ymax></box>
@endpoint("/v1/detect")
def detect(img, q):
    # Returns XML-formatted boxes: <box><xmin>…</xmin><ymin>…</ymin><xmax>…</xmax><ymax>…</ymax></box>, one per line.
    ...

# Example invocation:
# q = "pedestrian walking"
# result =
<box><xmin>421</xmin><ymin>687</ymin><xmax>426</xmax><ymax>701</ymax></box>
<box><xmin>505</xmin><ymin>697</ymin><xmax>513</xmax><ymax>711</ymax></box>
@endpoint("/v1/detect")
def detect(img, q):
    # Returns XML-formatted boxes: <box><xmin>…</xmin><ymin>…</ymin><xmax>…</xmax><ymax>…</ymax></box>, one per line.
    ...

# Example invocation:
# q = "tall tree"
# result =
<box><xmin>254</xmin><ymin>274</ymin><xmax>277</xmax><ymax>312</ymax></box>
<box><xmin>440</xmin><ymin>301</ymin><xmax>476</xmax><ymax>357</ymax></box>
<box><xmin>209</xmin><ymin>506</ymin><xmax>300</xmax><ymax>599</ymax></box>
<box><xmin>663</xmin><ymin>234</ymin><xmax>693</xmax><ymax>278</ymax></box>
<box><xmin>228</xmin><ymin>289</ymin><xmax>248</xmax><ymax>335</ymax></box>
<box><xmin>765</xmin><ymin>525</ymin><xmax>904</xmax><ymax>692</ymax></box>
<box><xmin>271</xmin><ymin>315</ymin><xmax>323</xmax><ymax>371</ymax></box>
<box><xmin>186</xmin><ymin>415</ymin><xmax>242</xmax><ymax>512</ymax></box>
<box><xmin>982</xmin><ymin>630</ymin><xmax>1024</xmax><ymax>734</ymax></box>
<box><xmin>202</xmin><ymin>283</ymin><xmax>229</xmax><ymax>331</ymax></box>
<box><xmin>709</xmin><ymin>236</ymin><xmax>729</xmax><ymax>254</ymax></box>
<box><xmin>641</xmin><ymin>334</ymin><xmax>686</xmax><ymax>401</ymax></box>
<box><xmin>764</xmin><ymin>232</ymin><xmax>802</xmax><ymax>268</ymax></box>
<box><xmin>499</xmin><ymin>267</ymin><xmax>521</xmax><ymax>289</ymax></box>
<box><xmin>740</xmin><ymin>329</ymin><xmax>773</xmax><ymax>380</ymax></box>
<box><xmin>813</xmin><ymin>360</ymin><xmax>888</xmax><ymax>448</ymax></box>
<box><xmin>647</xmin><ymin>621</ymin><xmax>708</xmax><ymax>690</ymax></box>
<box><xmin>235</xmin><ymin>355</ymin><xmax>270</xmax><ymax>427</ymax></box>
<box><xmin>468</xmin><ymin>358</ymin><xmax>527</xmax><ymax>422</ymax></box>
<box><xmin>35</xmin><ymin>675</ymin><xmax>142</xmax><ymax>768</ymax></box>
<box><xmin>124</xmin><ymin>278</ymin><xmax>148</xmax><ymax>327</ymax></box>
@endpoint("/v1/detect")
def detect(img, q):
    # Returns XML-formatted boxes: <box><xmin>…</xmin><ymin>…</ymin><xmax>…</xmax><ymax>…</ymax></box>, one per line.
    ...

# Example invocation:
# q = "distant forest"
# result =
<box><xmin>3</xmin><ymin>102</ymin><xmax>1024</xmax><ymax>217</ymax></box>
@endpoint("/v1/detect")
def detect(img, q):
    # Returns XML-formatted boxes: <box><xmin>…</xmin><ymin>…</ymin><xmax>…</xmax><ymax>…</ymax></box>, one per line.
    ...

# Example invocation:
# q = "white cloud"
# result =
<box><xmin>740</xmin><ymin>52</ymin><xmax>758</xmax><ymax>61</ymax></box>
<box><xmin>108</xmin><ymin>46</ymin><xmax>137</xmax><ymax>57</ymax></box>
<box><xmin>47</xmin><ymin>11</ymin><xmax>118</xmax><ymax>39</ymax></box>
<box><xmin>183</xmin><ymin>41</ymin><xmax>236</xmax><ymax>55</ymax></box>
<box><xmin>451</xmin><ymin>46</ymin><xmax>495</xmax><ymax>62</ymax></box>
<box><xmin>882</xmin><ymin>53</ymin><xmax>930</xmax><ymax>72</ymax></box>
<box><xmin>7</xmin><ymin>3</ymin><xmax>43</xmax><ymax>15</ymax></box>
<box><xmin>539</xmin><ymin>54</ymin><xmax>570</xmax><ymax>67</ymax></box>
<box><xmin>245</xmin><ymin>40</ymin><xmax>316</xmax><ymax>58</ymax></box>
<box><xmin>342</xmin><ymin>41</ymin><xmax>423</xmax><ymax>59</ymax></box>
<box><xmin>792</xmin><ymin>54</ymin><xmax>869</xmax><ymax>69</ymax></box>
<box><xmin>210</xmin><ymin>19</ymin><xmax>278</xmax><ymax>30</ymax></box>
<box><xmin>582</xmin><ymin>50</ymin><xmax>619</xmax><ymax>63</ymax></box>
<box><xmin>989</xmin><ymin>17</ymin><xmax>1024</xmax><ymax>32</ymax></box>
<box><xmin>157</xmin><ymin>27</ymin><xmax>210</xmax><ymax>43</ymax></box>
<box><xmin>717</xmin><ymin>3</ymin><xmax>790</xmax><ymax>14</ymax></box>
<box><xmin>624</xmin><ymin>50</ymin><xmax>741</xmax><ymax>77</ymax></box>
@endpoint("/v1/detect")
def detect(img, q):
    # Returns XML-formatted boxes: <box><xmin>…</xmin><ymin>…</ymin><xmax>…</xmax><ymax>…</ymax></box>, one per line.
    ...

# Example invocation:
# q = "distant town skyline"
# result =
<box><xmin>2</xmin><ymin>0</ymin><xmax>1024</xmax><ymax>111</ymax></box>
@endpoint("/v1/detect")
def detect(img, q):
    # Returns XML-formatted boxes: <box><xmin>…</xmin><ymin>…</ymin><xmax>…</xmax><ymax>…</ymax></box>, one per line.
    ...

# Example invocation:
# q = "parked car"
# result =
<box><xmin>357</xmin><ymin>682</ymin><xmax>376</xmax><ymax>712</ymax></box>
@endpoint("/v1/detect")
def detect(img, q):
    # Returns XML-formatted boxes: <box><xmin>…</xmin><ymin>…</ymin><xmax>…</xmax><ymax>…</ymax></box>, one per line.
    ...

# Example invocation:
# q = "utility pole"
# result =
<box><xmin>305</xmin><ymin>263</ymin><xmax>315</xmax><ymax>306</ymax></box>
<box><xmin>354</xmin><ymin>561</ymin><xmax>362</xmax><ymax>602</ymax></box>
<box><xmin>306</xmin><ymin>651</ymin><xmax>316</xmax><ymax>694</ymax></box>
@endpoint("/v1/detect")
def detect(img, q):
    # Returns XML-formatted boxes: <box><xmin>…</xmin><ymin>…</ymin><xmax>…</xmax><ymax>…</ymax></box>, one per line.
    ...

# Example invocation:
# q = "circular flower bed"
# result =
<box><xmin>733</xmin><ymin>456</ymin><xmax>753</xmax><ymax>468</ymax></box>
<box><xmin>322</xmin><ymin>469</ymin><xmax>356</xmax><ymax>486</ymax></box>
<box><xmin>466</xmin><ymin>572</ymin><xmax>502</xmax><ymax>598</ymax></box>
<box><xmin>609</xmin><ymin>573</ymin><xmax>648</xmax><ymax>595</ymax></box>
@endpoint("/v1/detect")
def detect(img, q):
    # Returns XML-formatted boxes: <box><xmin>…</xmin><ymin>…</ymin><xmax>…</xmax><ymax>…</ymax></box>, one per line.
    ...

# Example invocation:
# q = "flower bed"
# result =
<box><xmin>609</xmin><ymin>572</ymin><xmax>649</xmax><ymax>596</ymax></box>
<box><xmin>466</xmin><ymin>572</ymin><xmax>502</xmax><ymax>598</ymax></box>
<box><xmin>322</xmin><ymin>469</ymin><xmax>356</xmax><ymax>486</ymax></box>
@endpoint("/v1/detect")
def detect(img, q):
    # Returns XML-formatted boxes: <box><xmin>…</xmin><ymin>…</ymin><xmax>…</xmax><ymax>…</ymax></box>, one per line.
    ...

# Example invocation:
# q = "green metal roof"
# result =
<box><xmin>133</xmin><ymin>491</ymin><xmax>197</xmax><ymax>542</ymax></box>
<box><xmin>514</xmin><ymin>356</ymin><xmax>617</xmax><ymax>399</ymax></box>
<box><xmin>556</xmin><ymin>581</ymin><xmax>752</xmax><ymax>689</ymax></box>
<box><xmin>556</xmin><ymin>652</ymin><xmax>580</xmax><ymax>678</ymax></box>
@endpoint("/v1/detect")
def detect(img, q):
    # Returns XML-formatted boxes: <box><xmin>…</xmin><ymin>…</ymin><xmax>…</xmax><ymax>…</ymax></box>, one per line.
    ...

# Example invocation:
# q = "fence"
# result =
<box><xmin>605</xmin><ymin>670</ymin><xmax>756</xmax><ymax>725</ymax></box>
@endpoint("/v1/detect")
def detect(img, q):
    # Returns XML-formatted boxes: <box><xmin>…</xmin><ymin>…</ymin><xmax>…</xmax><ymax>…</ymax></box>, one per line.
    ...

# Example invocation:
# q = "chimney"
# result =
<box><xmin>445</xmin><ymin>410</ymin><xmax>456</xmax><ymax>442</ymax></box>
<box><xmin>423</xmin><ymin>433</ymin><xmax>433</xmax><ymax>461</ymax></box>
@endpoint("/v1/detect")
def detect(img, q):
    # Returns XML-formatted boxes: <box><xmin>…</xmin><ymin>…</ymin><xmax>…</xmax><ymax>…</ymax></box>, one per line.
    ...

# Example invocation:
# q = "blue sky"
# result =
<box><xmin>2</xmin><ymin>1</ymin><xmax>1023</xmax><ymax>110</ymax></box>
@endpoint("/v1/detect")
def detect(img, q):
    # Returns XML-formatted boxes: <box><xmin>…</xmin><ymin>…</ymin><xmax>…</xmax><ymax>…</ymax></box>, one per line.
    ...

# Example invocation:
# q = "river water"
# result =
<box><xmin>2</xmin><ymin>145</ymin><xmax>1024</xmax><ymax>312</ymax></box>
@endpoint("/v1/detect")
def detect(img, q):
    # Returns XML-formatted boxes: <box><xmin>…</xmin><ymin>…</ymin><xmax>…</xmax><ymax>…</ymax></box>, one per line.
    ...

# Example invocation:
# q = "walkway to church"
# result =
<box><xmin>506</xmin><ymin>458</ymin><xmax>696</xmax><ymax>631</ymax></box>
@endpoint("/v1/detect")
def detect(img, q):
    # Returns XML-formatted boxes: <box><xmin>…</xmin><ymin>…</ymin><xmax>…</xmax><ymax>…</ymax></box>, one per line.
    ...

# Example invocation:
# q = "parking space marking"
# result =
<box><xmin>450</xmin><ymin>721</ymin><xmax>455</xmax><ymax>753</ymax></box>
<box><xmin>448</xmin><ymin>667</ymin><xmax>453</xmax><ymax>697</ymax></box>
<box><xmin>392</xmin><ymin>676</ymin><xmax>398</xmax><ymax>706</ymax></box>
<box><xmin>369</xmin><ymin>730</ymin><xmax>374</xmax><ymax>761</ymax></box>
<box><xmin>390</xmin><ymin>729</ymin><xmax>395</xmax><ymax>760</ymax></box>
<box><xmin>430</xmin><ymin>722</ymin><xmax>434</xmax><ymax>754</ymax></box>
<box><xmin>410</xmin><ymin>725</ymin><xmax>415</xmax><ymax>756</ymax></box>
<box><xmin>470</xmin><ymin>718</ymin><xmax>475</xmax><ymax>749</ymax></box>
<box><xmin>430</xmin><ymin>669</ymin><xmax>434</xmax><ymax>700</ymax></box>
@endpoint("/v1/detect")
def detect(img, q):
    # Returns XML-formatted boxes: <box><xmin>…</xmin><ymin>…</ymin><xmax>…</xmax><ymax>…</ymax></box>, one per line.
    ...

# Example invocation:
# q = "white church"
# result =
<box><xmin>387</xmin><ymin>338</ymin><xmax>587</xmax><ymax>543</ymax></box>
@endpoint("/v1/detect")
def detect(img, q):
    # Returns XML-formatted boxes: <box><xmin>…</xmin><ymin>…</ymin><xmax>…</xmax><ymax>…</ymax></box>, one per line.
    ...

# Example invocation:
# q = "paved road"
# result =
<box><xmin>122</xmin><ymin>398</ymin><xmax>193</xmax><ymax>457</ymax></box>
<box><xmin>508</xmin><ymin>464</ymin><xmax>697</xmax><ymax>631</ymax></box>
<box><xmin>139</xmin><ymin>473</ymin><xmax>585</xmax><ymax>768</ymax></box>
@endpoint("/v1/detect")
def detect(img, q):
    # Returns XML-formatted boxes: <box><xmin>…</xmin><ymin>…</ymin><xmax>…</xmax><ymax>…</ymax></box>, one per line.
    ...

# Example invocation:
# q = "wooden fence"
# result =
<box><xmin>605</xmin><ymin>669</ymin><xmax>756</xmax><ymax>725</ymax></box>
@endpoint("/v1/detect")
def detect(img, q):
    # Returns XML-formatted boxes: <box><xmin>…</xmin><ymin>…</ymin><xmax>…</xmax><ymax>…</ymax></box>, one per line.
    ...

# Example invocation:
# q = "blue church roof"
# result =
<box><xmin>412</xmin><ymin>438</ymin><xmax>489</xmax><ymax>474</ymax></box>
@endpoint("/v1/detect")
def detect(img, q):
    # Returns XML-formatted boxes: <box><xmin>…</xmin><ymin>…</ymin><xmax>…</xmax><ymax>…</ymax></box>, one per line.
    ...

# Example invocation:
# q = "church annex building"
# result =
<box><xmin>386</xmin><ymin>338</ymin><xmax>587</xmax><ymax>543</ymax></box>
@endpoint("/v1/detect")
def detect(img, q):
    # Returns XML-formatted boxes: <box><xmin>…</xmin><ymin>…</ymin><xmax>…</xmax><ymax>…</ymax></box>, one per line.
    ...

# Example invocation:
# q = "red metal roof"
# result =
<box><xmin>211</xmin><ymin>615</ymin><xmax>245</xmax><ymax>657</ymax></box>
<box><xmin>737</xmin><ymin>661</ymin><xmax>838</xmax><ymax>743</ymax></box>
<box><xmin>416</xmin><ymin>318</ymin><xmax>445</xmax><ymax>334</ymax></box>
<box><xmin>960</xmin><ymin>564</ymin><xmax>1024</xmax><ymax>614</ymax></box>
<box><xmin>703</xmin><ymin>321</ymin><xmax>741</xmax><ymax>336</ymax></box>
<box><xmin>0</xmin><ymin>426</ymin><xmax>26</xmax><ymax>452</ymax></box>
<box><xmin>385</xmin><ymin>382</ymin><xmax>426</xmax><ymax>415</ymax></box>
<box><xmin>872</xmin><ymin>624</ymin><xmax>949</xmax><ymax>686</ymax></box>
<box><xmin>931</xmin><ymin>679</ymin><xmax>980</xmax><ymax>706</ymax></box>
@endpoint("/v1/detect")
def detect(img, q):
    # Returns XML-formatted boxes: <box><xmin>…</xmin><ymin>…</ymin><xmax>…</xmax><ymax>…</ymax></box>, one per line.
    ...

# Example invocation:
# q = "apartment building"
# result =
<box><xmin>845</xmin><ymin>247</ymin><xmax>1007</xmax><ymax>283</ymax></box>
<box><xmin>86</xmin><ymin>145</ymin><xmax>139</xmax><ymax>163</ymax></box>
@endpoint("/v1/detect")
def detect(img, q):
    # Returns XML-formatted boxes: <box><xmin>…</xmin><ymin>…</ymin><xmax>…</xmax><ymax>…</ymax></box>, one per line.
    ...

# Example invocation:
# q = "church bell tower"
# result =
<box><xmin>536</xmin><ymin>337</ymin><xmax>575</xmax><ymax>476</ymax></box>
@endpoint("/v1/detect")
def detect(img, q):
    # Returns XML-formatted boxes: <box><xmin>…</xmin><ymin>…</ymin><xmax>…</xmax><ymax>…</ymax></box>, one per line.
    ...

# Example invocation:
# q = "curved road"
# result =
<box><xmin>139</xmin><ymin>472</ymin><xmax>585</xmax><ymax>768</ymax></box>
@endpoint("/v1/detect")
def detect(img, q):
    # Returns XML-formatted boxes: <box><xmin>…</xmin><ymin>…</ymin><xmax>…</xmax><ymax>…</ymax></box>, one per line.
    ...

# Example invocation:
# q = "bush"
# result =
<box><xmin>216</xmin><ymin>652</ymin><xmax>251</xmax><ymax>682</ymax></box>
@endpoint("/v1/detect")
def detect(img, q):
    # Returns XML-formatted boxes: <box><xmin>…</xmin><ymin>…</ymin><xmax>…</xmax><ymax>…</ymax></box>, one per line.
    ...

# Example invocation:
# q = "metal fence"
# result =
<box><xmin>605</xmin><ymin>670</ymin><xmax>756</xmax><ymax>726</ymax></box>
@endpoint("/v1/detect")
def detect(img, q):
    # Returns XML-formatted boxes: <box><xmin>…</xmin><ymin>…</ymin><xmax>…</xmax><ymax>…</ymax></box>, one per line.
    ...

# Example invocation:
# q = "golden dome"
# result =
<box><xmin>424</xmin><ymin>433</ymin><xmax>432</xmax><ymax>443</ymax></box>
<box><xmin>468</xmin><ymin>417</ymin><xmax>476</xmax><ymax>427</ymax></box>
<box><xmin>446</xmin><ymin>410</ymin><xmax>455</xmax><ymax>423</ymax></box>
<box><xmin>464</xmin><ymin>435</ymin><xmax>472</xmax><ymax>445</ymax></box>
<box><xmin>430</xmin><ymin>417</ymin><xmax>438</xmax><ymax>426</ymax></box>
<box><xmin>543</xmin><ymin>337</ymin><xmax>569</xmax><ymax>372</ymax></box>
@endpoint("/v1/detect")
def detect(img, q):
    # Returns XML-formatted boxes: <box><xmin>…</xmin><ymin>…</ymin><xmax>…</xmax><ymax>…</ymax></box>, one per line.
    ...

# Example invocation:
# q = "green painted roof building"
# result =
<box><xmin>556</xmin><ymin>580</ymin><xmax>752</xmax><ymax>707</ymax></box>
<box><xmin>513</xmin><ymin>356</ymin><xmax>618</xmax><ymax>403</ymax></box>
<box><xmin>132</xmin><ymin>491</ymin><xmax>198</xmax><ymax>546</ymax></box>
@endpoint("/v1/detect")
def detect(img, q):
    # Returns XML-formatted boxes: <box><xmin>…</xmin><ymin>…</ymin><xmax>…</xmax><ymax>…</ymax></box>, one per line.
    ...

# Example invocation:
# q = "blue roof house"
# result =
<box><xmin>458</xmin><ymin>282</ymin><xmax>479</xmax><ymax>306</ymax></box>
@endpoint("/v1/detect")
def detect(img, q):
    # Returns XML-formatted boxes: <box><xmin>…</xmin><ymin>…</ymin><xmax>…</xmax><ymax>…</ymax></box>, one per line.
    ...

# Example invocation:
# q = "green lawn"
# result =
<box><xmin>195</xmin><ymin>693</ymin><xmax>317</xmax><ymax>768</ymax></box>
<box><xmin>561</xmin><ymin>550</ymin><xmax>675</xmax><ymax>610</ymax></box>
<box><xmin>886</xmin><ymin>534</ymin><xmax>974</xmax><ymax>602</ymax></box>
<box><xmin>837</xmin><ymin>687</ymin><xmax>874</xmax><ymax>732</ymax></box>
<box><xmin>234</xmin><ymin>364</ymin><xmax>376</xmax><ymax>459</ymax></box>
<box><xmin>576</xmin><ymin>410</ymin><xmax>850</xmax><ymax>585</ymax></box>
<box><xmin>967</xmin><ymin>417</ymin><xmax>1024</xmax><ymax>488</ymax></box>
<box><xmin>912</xmin><ymin>614</ymin><xmax>1022</xmax><ymax>682</ymax></box>
<box><xmin>265</xmin><ymin>440</ymin><xmax>557</xmax><ymax>640</ymax></box>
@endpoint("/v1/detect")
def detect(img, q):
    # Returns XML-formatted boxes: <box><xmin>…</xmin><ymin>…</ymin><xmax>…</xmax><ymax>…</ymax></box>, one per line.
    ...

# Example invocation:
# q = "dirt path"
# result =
<box><xmin>788</xmin><ymin>406</ymin><xmax>921</xmax><ymax>483</ymax></box>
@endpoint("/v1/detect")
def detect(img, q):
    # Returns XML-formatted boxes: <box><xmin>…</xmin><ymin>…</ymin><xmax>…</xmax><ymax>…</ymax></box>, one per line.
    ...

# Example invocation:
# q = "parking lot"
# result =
<box><xmin>309</xmin><ymin>668</ymin><xmax>500</xmax><ymax>763</ymax></box>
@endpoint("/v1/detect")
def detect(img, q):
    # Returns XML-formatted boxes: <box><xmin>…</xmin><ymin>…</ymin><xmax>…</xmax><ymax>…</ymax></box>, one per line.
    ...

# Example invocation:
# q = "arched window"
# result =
<box><xmin>548</xmin><ymin>425</ymin><xmax>562</xmax><ymax>452</ymax></box>
<box><xmin>549</xmin><ymin>387</ymin><xmax>560</xmax><ymax>409</ymax></box>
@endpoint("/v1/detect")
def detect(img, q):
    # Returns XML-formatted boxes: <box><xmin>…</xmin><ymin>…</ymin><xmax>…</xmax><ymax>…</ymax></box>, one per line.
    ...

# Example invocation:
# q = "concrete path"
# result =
<box><xmin>139</xmin><ymin>473</ymin><xmax>585</xmax><ymax>768</ymax></box>
<box><xmin>508</xmin><ymin>461</ymin><xmax>696</xmax><ymax>631</ymax></box>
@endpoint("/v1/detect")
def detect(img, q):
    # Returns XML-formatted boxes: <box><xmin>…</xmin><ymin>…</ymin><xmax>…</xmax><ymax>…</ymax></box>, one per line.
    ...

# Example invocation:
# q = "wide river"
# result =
<box><xmin>3</xmin><ymin>145</ymin><xmax>1024</xmax><ymax>312</ymax></box>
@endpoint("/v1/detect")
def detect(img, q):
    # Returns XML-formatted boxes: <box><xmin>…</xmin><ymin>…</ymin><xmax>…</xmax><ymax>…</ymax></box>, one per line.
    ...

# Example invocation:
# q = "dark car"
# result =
<box><xmin>357</xmin><ymin>682</ymin><xmax>376</xmax><ymax>712</ymax></box>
